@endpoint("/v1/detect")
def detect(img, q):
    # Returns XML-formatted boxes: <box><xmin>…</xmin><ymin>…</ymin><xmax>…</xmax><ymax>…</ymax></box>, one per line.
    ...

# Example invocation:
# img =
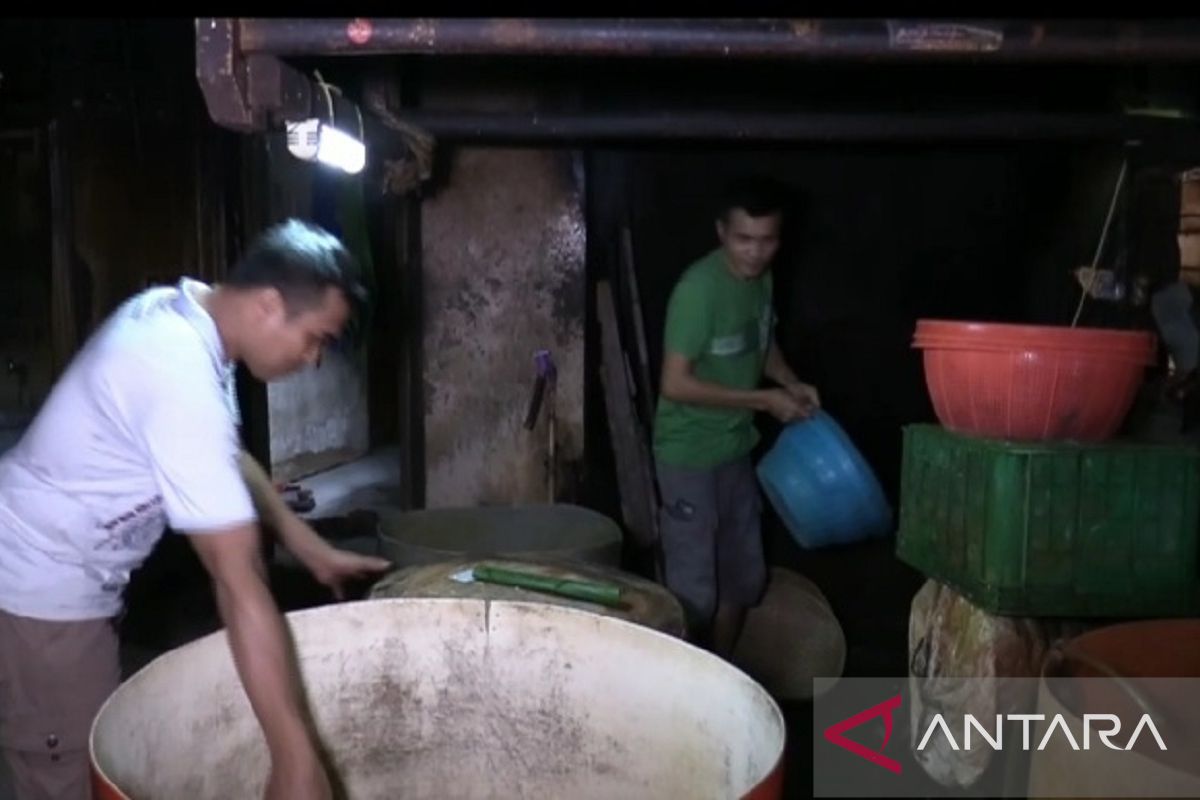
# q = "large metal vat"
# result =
<box><xmin>91</xmin><ymin>599</ymin><xmax>785</xmax><ymax>799</ymax></box>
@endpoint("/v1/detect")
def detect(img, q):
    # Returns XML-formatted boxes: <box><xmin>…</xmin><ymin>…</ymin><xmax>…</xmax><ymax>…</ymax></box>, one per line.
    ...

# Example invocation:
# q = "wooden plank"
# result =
<box><xmin>597</xmin><ymin>280</ymin><xmax>659</xmax><ymax>548</ymax></box>
<box><xmin>617</xmin><ymin>223</ymin><xmax>656</xmax><ymax>429</ymax></box>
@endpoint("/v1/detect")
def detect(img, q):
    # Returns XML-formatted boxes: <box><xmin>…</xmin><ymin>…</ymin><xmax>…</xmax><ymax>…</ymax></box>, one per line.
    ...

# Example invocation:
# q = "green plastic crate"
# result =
<box><xmin>896</xmin><ymin>424</ymin><xmax>1200</xmax><ymax>617</ymax></box>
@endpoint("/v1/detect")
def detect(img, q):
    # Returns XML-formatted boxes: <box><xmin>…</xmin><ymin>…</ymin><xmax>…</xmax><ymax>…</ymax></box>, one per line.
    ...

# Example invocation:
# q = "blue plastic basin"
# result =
<box><xmin>756</xmin><ymin>410</ymin><xmax>892</xmax><ymax>549</ymax></box>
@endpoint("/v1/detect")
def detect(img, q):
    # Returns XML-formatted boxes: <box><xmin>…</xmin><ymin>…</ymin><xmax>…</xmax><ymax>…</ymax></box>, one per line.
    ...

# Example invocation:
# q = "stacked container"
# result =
<box><xmin>898</xmin><ymin>319</ymin><xmax>1200</xmax><ymax>617</ymax></box>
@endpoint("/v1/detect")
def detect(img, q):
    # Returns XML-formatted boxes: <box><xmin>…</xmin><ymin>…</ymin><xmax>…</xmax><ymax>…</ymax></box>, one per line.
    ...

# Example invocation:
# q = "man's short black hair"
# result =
<box><xmin>227</xmin><ymin>219</ymin><xmax>367</xmax><ymax>321</ymax></box>
<box><xmin>716</xmin><ymin>176</ymin><xmax>790</xmax><ymax>222</ymax></box>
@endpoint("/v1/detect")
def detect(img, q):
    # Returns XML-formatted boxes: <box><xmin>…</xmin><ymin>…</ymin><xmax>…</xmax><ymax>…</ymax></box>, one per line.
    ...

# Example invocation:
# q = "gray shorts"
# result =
<box><xmin>655</xmin><ymin>456</ymin><xmax>767</xmax><ymax>631</ymax></box>
<box><xmin>0</xmin><ymin>609</ymin><xmax>121</xmax><ymax>800</ymax></box>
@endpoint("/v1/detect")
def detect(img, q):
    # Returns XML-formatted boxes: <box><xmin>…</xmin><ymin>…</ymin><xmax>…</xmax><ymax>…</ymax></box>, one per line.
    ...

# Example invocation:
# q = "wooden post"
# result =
<box><xmin>617</xmin><ymin>223</ymin><xmax>656</xmax><ymax>429</ymax></box>
<box><xmin>596</xmin><ymin>280</ymin><xmax>659</xmax><ymax>549</ymax></box>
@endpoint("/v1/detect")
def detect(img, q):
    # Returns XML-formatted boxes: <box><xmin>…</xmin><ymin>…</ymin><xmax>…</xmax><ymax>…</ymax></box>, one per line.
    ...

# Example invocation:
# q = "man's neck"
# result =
<box><xmin>196</xmin><ymin>285</ymin><xmax>240</xmax><ymax>363</ymax></box>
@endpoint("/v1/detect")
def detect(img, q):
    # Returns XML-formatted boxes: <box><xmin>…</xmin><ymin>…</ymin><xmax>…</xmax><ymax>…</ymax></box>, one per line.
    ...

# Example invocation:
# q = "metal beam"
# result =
<box><xmin>234</xmin><ymin>18</ymin><xmax>1200</xmax><ymax>62</ymax></box>
<box><xmin>355</xmin><ymin>109</ymin><xmax>1200</xmax><ymax>143</ymax></box>
<box><xmin>197</xmin><ymin>17</ymin><xmax>1200</xmax><ymax>141</ymax></box>
<box><xmin>197</xmin><ymin>18</ymin><xmax>329</xmax><ymax>131</ymax></box>
<box><xmin>244</xmin><ymin>53</ymin><xmax>314</xmax><ymax>119</ymax></box>
<box><xmin>195</xmin><ymin>18</ymin><xmax>262</xmax><ymax>132</ymax></box>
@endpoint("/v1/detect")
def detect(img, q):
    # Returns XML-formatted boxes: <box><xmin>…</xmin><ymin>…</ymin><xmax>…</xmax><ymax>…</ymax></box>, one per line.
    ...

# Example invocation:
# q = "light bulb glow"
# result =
<box><xmin>316</xmin><ymin>124</ymin><xmax>366</xmax><ymax>174</ymax></box>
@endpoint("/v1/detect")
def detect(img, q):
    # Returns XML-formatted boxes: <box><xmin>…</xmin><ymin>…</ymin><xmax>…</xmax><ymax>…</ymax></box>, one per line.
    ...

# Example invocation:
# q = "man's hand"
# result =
<box><xmin>237</xmin><ymin>452</ymin><xmax>391</xmax><ymax>598</ymax></box>
<box><xmin>759</xmin><ymin>388</ymin><xmax>810</xmax><ymax>423</ymax></box>
<box><xmin>297</xmin><ymin>533</ymin><xmax>391</xmax><ymax>600</ymax></box>
<box><xmin>782</xmin><ymin>381</ymin><xmax>820</xmax><ymax>418</ymax></box>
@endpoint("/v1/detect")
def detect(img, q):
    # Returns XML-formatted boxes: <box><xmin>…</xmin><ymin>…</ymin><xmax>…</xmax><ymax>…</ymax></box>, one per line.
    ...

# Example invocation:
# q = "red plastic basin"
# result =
<box><xmin>912</xmin><ymin>320</ymin><xmax>1157</xmax><ymax>441</ymax></box>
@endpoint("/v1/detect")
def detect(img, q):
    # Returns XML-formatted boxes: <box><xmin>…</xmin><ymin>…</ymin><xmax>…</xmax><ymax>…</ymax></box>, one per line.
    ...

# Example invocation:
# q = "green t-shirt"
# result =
<box><xmin>653</xmin><ymin>248</ymin><xmax>774</xmax><ymax>468</ymax></box>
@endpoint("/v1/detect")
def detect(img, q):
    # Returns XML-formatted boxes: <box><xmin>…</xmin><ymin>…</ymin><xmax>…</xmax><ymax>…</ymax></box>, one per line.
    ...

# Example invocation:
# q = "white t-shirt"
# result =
<box><xmin>0</xmin><ymin>278</ymin><xmax>257</xmax><ymax>621</ymax></box>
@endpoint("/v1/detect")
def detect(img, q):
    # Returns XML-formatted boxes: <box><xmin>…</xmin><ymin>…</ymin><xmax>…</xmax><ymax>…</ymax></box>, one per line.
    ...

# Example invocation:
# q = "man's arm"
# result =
<box><xmin>187</xmin><ymin>525</ymin><xmax>330</xmax><ymax>800</ymax></box>
<box><xmin>237</xmin><ymin>451</ymin><xmax>390</xmax><ymax>599</ymax></box>
<box><xmin>763</xmin><ymin>338</ymin><xmax>801</xmax><ymax>387</ymax></box>
<box><xmin>763</xmin><ymin>338</ymin><xmax>820</xmax><ymax>413</ymax></box>
<box><xmin>660</xmin><ymin>351</ymin><xmax>806</xmax><ymax>421</ymax></box>
<box><xmin>657</xmin><ymin>272</ymin><xmax>808</xmax><ymax>422</ymax></box>
<box><xmin>238</xmin><ymin>452</ymin><xmax>326</xmax><ymax>565</ymax></box>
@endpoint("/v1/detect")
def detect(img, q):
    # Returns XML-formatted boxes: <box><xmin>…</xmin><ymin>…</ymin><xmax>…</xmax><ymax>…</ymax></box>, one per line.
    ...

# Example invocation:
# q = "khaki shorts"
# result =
<box><xmin>0</xmin><ymin>609</ymin><xmax>121</xmax><ymax>800</ymax></box>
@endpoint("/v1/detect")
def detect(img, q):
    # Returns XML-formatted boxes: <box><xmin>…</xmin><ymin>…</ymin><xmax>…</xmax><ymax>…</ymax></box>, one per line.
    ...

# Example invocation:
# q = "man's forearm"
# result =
<box><xmin>239</xmin><ymin>451</ymin><xmax>292</xmax><ymax>529</ymax></box>
<box><xmin>662</xmin><ymin>372</ymin><xmax>767</xmax><ymax>412</ymax></box>
<box><xmin>763</xmin><ymin>340</ymin><xmax>801</xmax><ymax>387</ymax></box>
<box><xmin>201</xmin><ymin>535</ymin><xmax>318</xmax><ymax>764</ymax></box>
<box><xmin>238</xmin><ymin>451</ymin><xmax>324</xmax><ymax>564</ymax></box>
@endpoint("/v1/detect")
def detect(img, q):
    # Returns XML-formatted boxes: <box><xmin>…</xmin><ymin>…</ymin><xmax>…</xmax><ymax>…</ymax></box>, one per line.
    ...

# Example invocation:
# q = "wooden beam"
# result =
<box><xmin>617</xmin><ymin>223</ymin><xmax>656</xmax><ymax>429</ymax></box>
<box><xmin>596</xmin><ymin>280</ymin><xmax>659</xmax><ymax>549</ymax></box>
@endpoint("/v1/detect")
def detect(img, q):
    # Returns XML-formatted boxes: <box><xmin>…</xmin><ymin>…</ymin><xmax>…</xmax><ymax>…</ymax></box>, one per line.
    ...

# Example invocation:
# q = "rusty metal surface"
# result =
<box><xmin>243</xmin><ymin>53</ymin><xmax>313</xmax><ymax>119</ymax></box>
<box><xmin>421</xmin><ymin>148</ymin><xmax>585</xmax><ymax>507</ymax></box>
<box><xmin>194</xmin><ymin>18</ymin><xmax>262</xmax><ymax>131</ymax></box>
<box><xmin>197</xmin><ymin>19</ymin><xmax>320</xmax><ymax>131</ymax></box>
<box><xmin>235</xmin><ymin>18</ymin><xmax>1200</xmax><ymax>61</ymax></box>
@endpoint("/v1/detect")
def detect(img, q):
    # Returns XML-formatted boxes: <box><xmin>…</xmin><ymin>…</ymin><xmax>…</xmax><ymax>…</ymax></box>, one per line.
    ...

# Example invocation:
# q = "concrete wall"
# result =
<box><xmin>267</xmin><ymin>348</ymin><xmax>371</xmax><ymax>480</ymax></box>
<box><xmin>421</xmin><ymin>148</ymin><xmax>585</xmax><ymax>507</ymax></box>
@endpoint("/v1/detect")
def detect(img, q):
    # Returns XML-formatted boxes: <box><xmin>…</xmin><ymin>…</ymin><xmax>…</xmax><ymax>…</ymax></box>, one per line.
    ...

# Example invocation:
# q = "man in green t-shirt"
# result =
<box><xmin>653</xmin><ymin>176</ymin><xmax>820</xmax><ymax>657</ymax></box>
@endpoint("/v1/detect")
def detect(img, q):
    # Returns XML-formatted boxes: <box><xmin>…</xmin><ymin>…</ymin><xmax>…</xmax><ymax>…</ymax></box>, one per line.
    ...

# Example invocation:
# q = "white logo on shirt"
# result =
<box><xmin>710</xmin><ymin>333</ymin><xmax>749</xmax><ymax>356</ymax></box>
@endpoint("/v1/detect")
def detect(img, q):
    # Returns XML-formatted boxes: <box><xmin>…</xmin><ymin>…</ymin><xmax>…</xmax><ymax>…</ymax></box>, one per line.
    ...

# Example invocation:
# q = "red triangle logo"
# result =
<box><xmin>823</xmin><ymin>693</ymin><xmax>903</xmax><ymax>774</ymax></box>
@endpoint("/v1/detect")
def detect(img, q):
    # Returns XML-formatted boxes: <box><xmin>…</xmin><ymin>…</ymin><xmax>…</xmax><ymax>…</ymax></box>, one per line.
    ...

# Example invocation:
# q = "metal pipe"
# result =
<box><xmin>362</xmin><ymin>109</ymin><xmax>1200</xmax><ymax>143</ymax></box>
<box><xmin>235</xmin><ymin>18</ymin><xmax>1200</xmax><ymax>61</ymax></box>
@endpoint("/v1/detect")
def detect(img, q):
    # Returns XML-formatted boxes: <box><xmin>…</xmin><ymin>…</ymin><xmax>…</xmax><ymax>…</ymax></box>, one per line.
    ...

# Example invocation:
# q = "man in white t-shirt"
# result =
<box><xmin>0</xmin><ymin>219</ymin><xmax>390</xmax><ymax>800</ymax></box>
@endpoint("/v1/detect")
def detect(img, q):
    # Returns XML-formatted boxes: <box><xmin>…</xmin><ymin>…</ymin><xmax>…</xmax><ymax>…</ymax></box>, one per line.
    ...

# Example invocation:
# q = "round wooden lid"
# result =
<box><xmin>375</xmin><ymin>505</ymin><xmax>623</xmax><ymax>568</ymax></box>
<box><xmin>370</xmin><ymin>556</ymin><xmax>686</xmax><ymax>638</ymax></box>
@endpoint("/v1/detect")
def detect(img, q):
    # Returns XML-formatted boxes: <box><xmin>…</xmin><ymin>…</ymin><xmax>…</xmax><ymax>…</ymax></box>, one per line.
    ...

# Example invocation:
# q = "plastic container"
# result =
<box><xmin>896</xmin><ymin>424</ymin><xmax>1200</xmax><ymax>617</ymax></box>
<box><xmin>1029</xmin><ymin>620</ymin><xmax>1200</xmax><ymax>797</ymax></box>
<box><xmin>912</xmin><ymin>319</ymin><xmax>1157</xmax><ymax>442</ymax></box>
<box><xmin>757</xmin><ymin>410</ymin><xmax>892</xmax><ymax>549</ymax></box>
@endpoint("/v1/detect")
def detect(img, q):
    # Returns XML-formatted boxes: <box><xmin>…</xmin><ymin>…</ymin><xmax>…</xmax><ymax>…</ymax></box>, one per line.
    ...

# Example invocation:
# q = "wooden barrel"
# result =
<box><xmin>91</xmin><ymin>599</ymin><xmax>785</xmax><ymax>799</ymax></box>
<box><xmin>730</xmin><ymin>567</ymin><xmax>845</xmax><ymax>701</ymax></box>
<box><xmin>370</xmin><ymin>557</ymin><xmax>687</xmax><ymax>638</ymax></box>
<box><xmin>375</xmin><ymin>504</ymin><xmax>623</xmax><ymax>568</ymax></box>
